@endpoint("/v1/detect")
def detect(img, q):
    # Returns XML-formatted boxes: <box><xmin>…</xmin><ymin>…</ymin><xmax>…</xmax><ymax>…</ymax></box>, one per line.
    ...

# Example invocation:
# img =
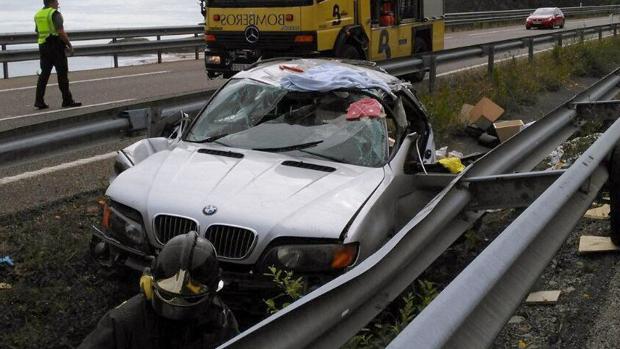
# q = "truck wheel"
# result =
<box><xmin>610</xmin><ymin>144</ymin><xmax>620</xmax><ymax>245</ymax></box>
<box><xmin>338</xmin><ymin>43</ymin><xmax>362</xmax><ymax>60</ymax></box>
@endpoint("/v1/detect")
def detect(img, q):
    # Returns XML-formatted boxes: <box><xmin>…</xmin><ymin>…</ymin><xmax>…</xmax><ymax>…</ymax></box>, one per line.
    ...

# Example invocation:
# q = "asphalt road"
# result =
<box><xmin>0</xmin><ymin>15</ymin><xmax>616</xmax><ymax>124</ymax></box>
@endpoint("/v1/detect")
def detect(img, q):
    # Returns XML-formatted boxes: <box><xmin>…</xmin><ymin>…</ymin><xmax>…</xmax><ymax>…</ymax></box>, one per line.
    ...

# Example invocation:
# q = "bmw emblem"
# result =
<box><xmin>203</xmin><ymin>205</ymin><xmax>217</xmax><ymax>216</ymax></box>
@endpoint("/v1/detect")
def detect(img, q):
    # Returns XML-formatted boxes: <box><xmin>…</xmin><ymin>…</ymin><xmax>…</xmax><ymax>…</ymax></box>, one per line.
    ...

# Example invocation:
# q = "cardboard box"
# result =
<box><xmin>470</xmin><ymin>97</ymin><xmax>505</xmax><ymax>130</ymax></box>
<box><xmin>458</xmin><ymin>104</ymin><xmax>475</xmax><ymax>124</ymax></box>
<box><xmin>493</xmin><ymin>120</ymin><xmax>524</xmax><ymax>143</ymax></box>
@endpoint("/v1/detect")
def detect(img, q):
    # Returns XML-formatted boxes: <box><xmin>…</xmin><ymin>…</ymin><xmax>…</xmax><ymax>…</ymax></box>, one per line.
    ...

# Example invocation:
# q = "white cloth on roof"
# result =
<box><xmin>280</xmin><ymin>63</ymin><xmax>393</xmax><ymax>96</ymax></box>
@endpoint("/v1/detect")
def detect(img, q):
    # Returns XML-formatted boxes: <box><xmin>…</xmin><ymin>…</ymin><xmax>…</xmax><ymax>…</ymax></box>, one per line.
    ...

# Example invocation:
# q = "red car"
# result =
<box><xmin>526</xmin><ymin>7</ymin><xmax>565</xmax><ymax>29</ymax></box>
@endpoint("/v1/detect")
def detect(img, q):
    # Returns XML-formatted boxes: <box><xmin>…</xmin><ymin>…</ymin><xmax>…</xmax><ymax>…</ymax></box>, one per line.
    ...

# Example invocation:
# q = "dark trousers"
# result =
<box><xmin>35</xmin><ymin>36</ymin><xmax>73</xmax><ymax>105</ymax></box>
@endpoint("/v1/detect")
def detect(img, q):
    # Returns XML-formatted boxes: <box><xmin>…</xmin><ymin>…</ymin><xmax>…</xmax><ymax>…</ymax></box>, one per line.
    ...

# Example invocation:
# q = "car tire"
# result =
<box><xmin>338</xmin><ymin>43</ymin><xmax>362</xmax><ymax>60</ymax></box>
<box><xmin>560</xmin><ymin>20</ymin><xmax>565</xmax><ymax>29</ymax></box>
<box><xmin>609</xmin><ymin>144</ymin><xmax>620</xmax><ymax>246</ymax></box>
<box><xmin>526</xmin><ymin>25</ymin><xmax>531</xmax><ymax>30</ymax></box>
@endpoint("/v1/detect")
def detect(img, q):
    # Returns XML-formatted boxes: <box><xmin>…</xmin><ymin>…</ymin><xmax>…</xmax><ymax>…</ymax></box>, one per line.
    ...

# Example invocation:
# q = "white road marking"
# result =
<box><xmin>469</xmin><ymin>28</ymin><xmax>522</xmax><ymax>37</ymax></box>
<box><xmin>0</xmin><ymin>71</ymin><xmax>170</xmax><ymax>93</ymax></box>
<box><xmin>0</xmin><ymin>152</ymin><xmax>117</xmax><ymax>186</ymax></box>
<box><xmin>1</xmin><ymin>98</ymin><xmax>136</xmax><ymax>121</ymax></box>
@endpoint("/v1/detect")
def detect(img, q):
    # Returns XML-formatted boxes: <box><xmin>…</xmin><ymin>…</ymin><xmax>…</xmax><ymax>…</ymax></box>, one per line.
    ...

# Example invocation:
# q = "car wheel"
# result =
<box><xmin>338</xmin><ymin>43</ymin><xmax>362</xmax><ymax>60</ymax></box>
<box><xmin>560</xmin><ymin>20</ymin><xmax>565</xmax><ymax>29</ymax></box>
<box><xmin>609</xmin><ymin>144</ymin><xmax>620</xmax><ymax>246</ymax></box>
<box><xmin>526</xmin><ymin>25</ymin><xmax>531</xmax><ymax>30</ymax></box>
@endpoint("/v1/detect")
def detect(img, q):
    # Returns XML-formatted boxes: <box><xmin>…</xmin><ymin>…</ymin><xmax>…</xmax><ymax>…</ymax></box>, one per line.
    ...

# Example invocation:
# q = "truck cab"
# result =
<box><xmin>202</xmin><ymin>0</ymin><xmax>444</xmax><ymax>79</ymax></box>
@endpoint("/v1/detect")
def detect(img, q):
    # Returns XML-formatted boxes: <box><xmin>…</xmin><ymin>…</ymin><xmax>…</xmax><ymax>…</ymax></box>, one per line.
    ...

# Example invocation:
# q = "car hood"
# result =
<box><xmin>107</xmin><ymin>142</ymin><xmax>385</xmax><ymax>261</ymax></box>
<box><xmin>528</xmin><ymin>15</ymin><xmax>553</xmax><ymax>20</ymax></box>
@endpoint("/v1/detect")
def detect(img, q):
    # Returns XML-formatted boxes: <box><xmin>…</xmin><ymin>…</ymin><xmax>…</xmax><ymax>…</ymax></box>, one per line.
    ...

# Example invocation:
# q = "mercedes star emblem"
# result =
<box><xmin>244</xmin><ymin>25</ymin><xmax>260</xmax><ymax>44</ymax></box>
<box><xmin>203</xmin><ymin>205</ymin><xmax>217</xmax><ymax>216</ymax></box>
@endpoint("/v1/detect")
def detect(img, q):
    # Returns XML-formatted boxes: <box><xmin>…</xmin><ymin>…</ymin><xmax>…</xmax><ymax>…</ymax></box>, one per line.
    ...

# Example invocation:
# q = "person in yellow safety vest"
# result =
<box><xmin>34</xmin><ymin>0</ymin><xmax>81</xmax><ymax>109</ymax></box>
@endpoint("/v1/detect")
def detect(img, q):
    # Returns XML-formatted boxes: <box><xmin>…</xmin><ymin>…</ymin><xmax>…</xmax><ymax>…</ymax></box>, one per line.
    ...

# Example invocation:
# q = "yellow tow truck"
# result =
<box><xmin>200</xmin><ymin>0</ymin><xmax>444</xmax><ymax>81</ymax></box>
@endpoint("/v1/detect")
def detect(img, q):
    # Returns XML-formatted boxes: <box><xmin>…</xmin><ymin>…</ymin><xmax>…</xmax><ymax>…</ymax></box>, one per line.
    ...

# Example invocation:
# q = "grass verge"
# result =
<box><xmin>420</xmin><ymin>35</ymin><xmax>620</xmax><ymax>140</ymax></box>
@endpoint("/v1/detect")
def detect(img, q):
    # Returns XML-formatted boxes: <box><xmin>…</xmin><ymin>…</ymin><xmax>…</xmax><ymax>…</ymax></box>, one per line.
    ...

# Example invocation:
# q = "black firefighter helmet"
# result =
<box><xmin>149</xmin><ymin>231</ymin><xmax>223</xmax><ymax>320</ymax></box>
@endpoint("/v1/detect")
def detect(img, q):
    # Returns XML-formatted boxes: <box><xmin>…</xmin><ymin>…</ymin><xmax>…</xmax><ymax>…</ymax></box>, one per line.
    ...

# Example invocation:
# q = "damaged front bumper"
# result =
<box><xmin>90</xmin><ymin>225</ymin><xmax>152</xmax><ymax>271</ymax></box>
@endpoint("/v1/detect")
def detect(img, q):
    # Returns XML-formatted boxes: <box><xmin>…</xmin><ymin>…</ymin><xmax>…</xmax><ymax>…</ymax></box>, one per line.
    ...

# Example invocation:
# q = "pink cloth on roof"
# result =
<box><xmin>346</xmin><ymin>98</ymin><xmax>385</xmax><ymax>120</ymax></box>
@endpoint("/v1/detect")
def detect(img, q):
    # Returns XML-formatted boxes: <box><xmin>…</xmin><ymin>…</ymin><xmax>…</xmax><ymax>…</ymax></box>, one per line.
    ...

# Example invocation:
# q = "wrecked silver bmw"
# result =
<box><xmin>92</xmin><ymin>58</ymin><xmax>436</xmax><ymax>288</ymax></box>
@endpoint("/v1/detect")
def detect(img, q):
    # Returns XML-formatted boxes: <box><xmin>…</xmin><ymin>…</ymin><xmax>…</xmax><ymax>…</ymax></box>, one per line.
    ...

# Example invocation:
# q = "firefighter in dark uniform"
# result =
<box><xmin>79</xmin><ymin>232</ymin><xmax>239</xmax><ymax>349</ymax></box>
<box><xmin>34</xmin><ymin>0</ymin><xmax>81</xmax><ymax>109</ymax></box>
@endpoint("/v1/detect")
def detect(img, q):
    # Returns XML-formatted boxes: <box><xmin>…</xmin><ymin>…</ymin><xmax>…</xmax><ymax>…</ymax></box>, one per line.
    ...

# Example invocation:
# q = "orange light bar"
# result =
<box><xmin>205</xmin><ymin>34</ymin><xmax>216</xmax><ymax>42</ymax></box>
<box><xmin>101</xmin><ymin>201</ymin><xmax>111</xmax><ymax>230</ymax></box>
<box><xmin>286</xmin><ymin>14</ymin><xmax>294</xmax><ymax>21</ymax></box>
<box><xmin>294</xmin><ymin>35</ymin><xmax>314</xmax><ymax>43</ymax></box>
<box><xmin>331</xmin><ymin>244</ymin><xmax>358</xmax><ymax>269</ymax></box>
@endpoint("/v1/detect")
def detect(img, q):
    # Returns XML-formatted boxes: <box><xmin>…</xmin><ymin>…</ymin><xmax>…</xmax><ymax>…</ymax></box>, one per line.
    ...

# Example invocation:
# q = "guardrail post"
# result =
<box><xmin>157</xmin><ymin>35</ymin><xmax>162</xmax><ymax>64</ymax></box>
<box><xmin>555</xmin><ymin>34</ymin><xmax>563</xmax><ymax>48</ymax></box>
<box><xmin>1</xmin><ymin>44</ymin><xmax>7</xmax><ymax>79</ymax></box>
<box><xmin>599</xmin><ymin>27</ymin><xmax>603</xmax><ymax>40</ymax></box>
<box><xmin>487</xmin><ymin>45</ymin><xmax>495</xmax><ymax>77</ymax></box>
<box><xmin>428</xmin><ymin>55</ymin><xmax>437</xmax><ymax>93</ymax></box>
<box><xmin>580</xmin><ymin>29</ymin><xmax>585</xmax><ymax>42</ymax></box>
<box><xmin>112</xmin><ymin>38</ymin><xmax>118</xmax><ymax>68</ymax></box>
<box><xmin>615</xmin><ymin>24</ymin><xmax>618</xmax><ymax>36</ymax></box>
<box><xmin>527</xmin><ymin>39</ymin><xmax>534</xmax><ymax>62</ymax></box>
<box><xmin>194</xmin><ymin>33</ymin><xmax>199</xmax><ymax>60</ymax></box>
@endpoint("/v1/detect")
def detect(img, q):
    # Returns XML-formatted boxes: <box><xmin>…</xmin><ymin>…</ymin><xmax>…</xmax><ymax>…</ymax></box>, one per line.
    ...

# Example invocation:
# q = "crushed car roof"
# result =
<box><xmin>233</xmin><ymin>58</ymin><xmax>404</xmax><ymax>90</ymax></box>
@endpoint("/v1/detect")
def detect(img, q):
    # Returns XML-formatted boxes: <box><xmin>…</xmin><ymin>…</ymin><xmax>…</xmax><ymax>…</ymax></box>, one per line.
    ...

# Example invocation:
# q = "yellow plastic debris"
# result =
<box><xmin>438</xmin><ymin>157</ymin><xmax>465</xmax><ymax>174</ymax></box>
<box><xmin>518</xmin><ymin>339</ymin><xmax>528</xmax><ymax>349</ymax></box>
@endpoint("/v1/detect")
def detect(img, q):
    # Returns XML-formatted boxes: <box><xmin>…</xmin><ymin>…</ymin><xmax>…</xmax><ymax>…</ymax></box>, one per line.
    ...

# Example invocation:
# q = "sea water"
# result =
<box><xmin>1</xmin><ymin>0</ymin><xmax>204</xmax><ymax>77</ymax></box>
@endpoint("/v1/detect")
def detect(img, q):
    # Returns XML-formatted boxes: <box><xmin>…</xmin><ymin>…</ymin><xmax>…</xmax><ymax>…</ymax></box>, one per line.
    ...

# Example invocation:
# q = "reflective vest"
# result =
<box><xmin>34</xmin><ymin>7</ymin><xmax>58</xmax><ymax>44</ymax></box>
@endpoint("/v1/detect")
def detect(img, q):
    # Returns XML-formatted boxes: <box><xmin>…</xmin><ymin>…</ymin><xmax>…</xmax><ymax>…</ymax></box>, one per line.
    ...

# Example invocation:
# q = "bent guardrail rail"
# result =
<box><xmin>217</xmin><ymin>69</ymin><xmax>620</xmax><ymax>348</ymax></box>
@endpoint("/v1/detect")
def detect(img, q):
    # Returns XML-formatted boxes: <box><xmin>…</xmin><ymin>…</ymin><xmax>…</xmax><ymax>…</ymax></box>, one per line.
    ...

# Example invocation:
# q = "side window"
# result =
<box><xmin>399</xmin><ymin>0</ymin><xmax>419</xmax><ymax>21</ymax></box>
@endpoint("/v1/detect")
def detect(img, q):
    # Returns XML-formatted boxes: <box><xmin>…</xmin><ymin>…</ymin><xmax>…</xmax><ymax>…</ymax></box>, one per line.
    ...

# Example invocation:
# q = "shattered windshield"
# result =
<box><xmin>186</xmin><ymin>78</ymin><xmax>389</xmax><ymax>167</ymax></box>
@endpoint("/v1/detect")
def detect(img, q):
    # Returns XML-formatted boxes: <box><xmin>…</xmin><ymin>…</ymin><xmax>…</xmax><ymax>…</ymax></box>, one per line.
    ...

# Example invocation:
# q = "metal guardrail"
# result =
<box><xmin>0</xmin><ymin>26</ymin><xmax>204</xmax><ymax>79</ymax></box>
<box><xmin>218</xmin><ymin>68</ymin><xmax>620</xmax><ymax>349</ymax></box>
<box><xmin>379</xmin><ymin>23</ymin><xmax>619</xmax><ymax>92</ymax></box>
<box><xmin>1</xmin><ymin>5</ymin><xmax>619</xmax><ymax>79</ymax></box>
<box><xmin>445</xmin><ymin>5</ymin><xmax>620</xmax><ymax>25</ymax></box>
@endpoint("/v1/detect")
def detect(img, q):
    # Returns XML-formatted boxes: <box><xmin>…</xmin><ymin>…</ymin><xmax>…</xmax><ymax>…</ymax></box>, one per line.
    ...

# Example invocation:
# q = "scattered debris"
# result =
<box><xmin>583</xmin><ymin>204</ymin><xmax>610</xmax><ymax>220</ymax></box>
<box><xmin>469</xmin><ymin>97</ymin><xmax>505</xmax><ymax>131</ymax></box>
<box><xmin>493</xmin><ymin>119</ymin><xmax>525</xmax><ymax>143</ymax></box>
<box><xmin>578</xmin><ymin>236</ymin><xmax>620</xmax><ymax>254</ymax></box>
<box><xmin>458</xmin><ymin>103</ymin><xmax>475</xmax><ymax>124</ymax></box>
<box><xmin>478</xmin><ymin>131</ymin><xmax>500</xmax><ymax>147</ymax></box>
<box><xmin>0</xmin><ymin>282</ymin><xmax>12</xmax><ymax>290</ymax></box>
<box><xmin>438</xmin><ymin>157</ymin><xmax>465</xmax><ymax>174</ymax></box>
<box><xmin>509</xmin><ymin>315</ymin><xmax>527</xmax><ymax>324</ymax></box>
<box><xmin>0</xmin><ymin>256</ymin><xmax>14</xmax><ymax>267</ymax></box>
<box><xmin>526</xmin><ymin>290</ymin><xmax>562</xmax><ymax>305</ymax></box>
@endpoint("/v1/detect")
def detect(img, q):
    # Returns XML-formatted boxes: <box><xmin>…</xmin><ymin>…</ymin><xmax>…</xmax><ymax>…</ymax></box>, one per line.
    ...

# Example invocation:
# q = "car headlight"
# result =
<box><xmin>101</xmin><ymin>199</ymin><xmax>147</xmax><ymax>248</ymax></box>
<box><xmin>205</xmin><ymin>55</ymin><xmax>222</xmax><ymax>65</ymax></box>
<box><xmin>260</xmin><ymin>243</ymin><xmax>358</xmax><ymax>273</ymax></box>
